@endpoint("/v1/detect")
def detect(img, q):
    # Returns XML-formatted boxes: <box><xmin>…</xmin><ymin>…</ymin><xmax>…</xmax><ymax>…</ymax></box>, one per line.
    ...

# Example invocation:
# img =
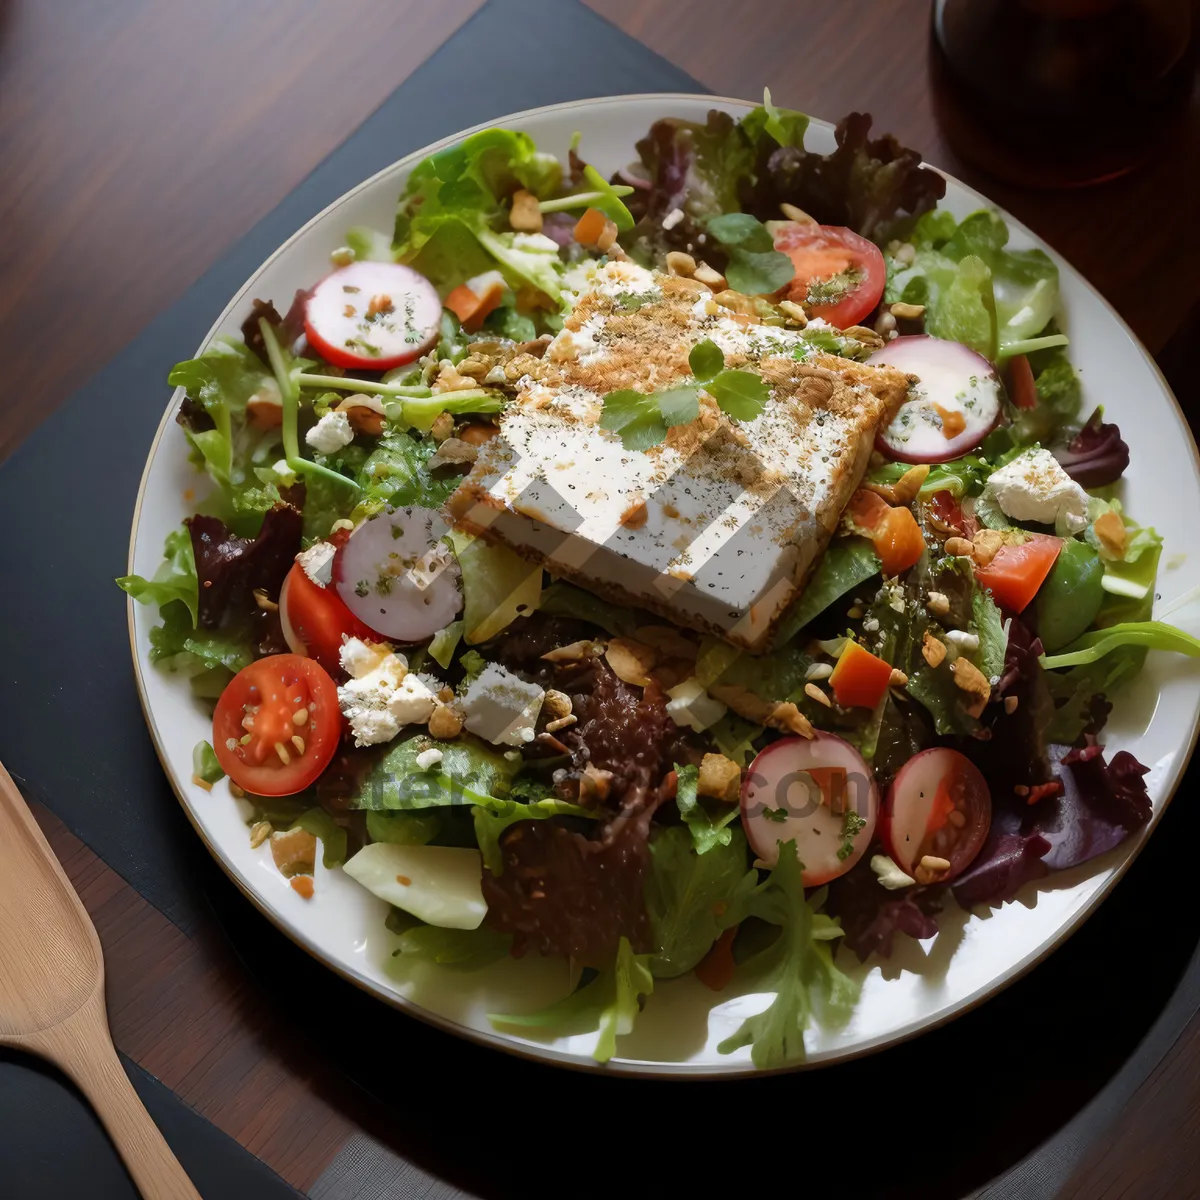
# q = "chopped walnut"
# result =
<box><xmin>542</xmin><ymin>689</ymin><xmax>573</xmax><ymax>721</ymax></box>
<box><xmin>604</xmin><ymin>637</ymin><xmax>659</xmax><ymax>687</ymax></box>
<box><xmin>971</xmin><ymin>529</ymin><xmax>1005</xmax><ymax>568</ymax></box>
<box><xmin>698</xmin><ymin>753</ymin><xmax>742</xmax><ymax>804</ymax></box>
<box><xmin>921</xmin><ymin>630</ymin><xmax>948</xmax><ymax>668</ymax></box>
<box><xmin>1093</xmin><ymin>509</ymin><xmax>1128</xmax><ymax>558</ymax></box>
<box><xmin>427</xmin><ymin>705</ymin><xmax>463</xmax><ymax>739</ymax></box>
<box><xmin>509</xmin><ymin>188</ymin><xmax>544</xmax><ymax>233</ymax></box>
<box><xmin>951</xmin><ymin>658</ymin><xmax>991</xmax><ymax>717</ymax></box>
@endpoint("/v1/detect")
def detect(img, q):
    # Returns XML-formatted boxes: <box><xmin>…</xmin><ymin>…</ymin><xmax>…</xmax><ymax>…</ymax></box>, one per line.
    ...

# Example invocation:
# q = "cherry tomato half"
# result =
<box><xmin>280</xmin><ymin>562</ymin><xmax>375</xmax><ymax>675</ymax></box>
<box><xmin>974</xmin><ymin>533</ymin><xmax>1062</xmax><ymax>613</ymax></box>
<box><xmin>213</xmin><ymin>655</ymin><xmax>341</xmax><ymax>796</ymax></box>
<box><xmin>773</xmin><ymin>223</ymin><xmax>887</xmax><ymax>327</ymax></box>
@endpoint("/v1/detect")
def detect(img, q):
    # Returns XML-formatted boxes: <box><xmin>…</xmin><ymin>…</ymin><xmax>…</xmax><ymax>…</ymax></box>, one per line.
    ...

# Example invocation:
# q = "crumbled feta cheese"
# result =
<box><xmin>271</xmin><ymin>459</ymin><xmax>297</xmax><ymax>484</ymax></box>
<box><xmin>862</xmin><ymin>616</ymin><xmax>880</xmax><ymax>633</ymax></box>
<box><xmin>337</xmin><ymin>638</ymin><xmax>438</xmax><ymax>747</ymax></box>
<box><xmin>984</xmin><ymin>448</ymin><xmax>1089</xmax><ymax>534</ymax></box>
<box><xmin>415</xmin><ymin>748</ymin><xmax>444</xmax><ymax>771</ymax></box>
<box><xmin>511</xmin><ymin>232</ymin><xmax>561</xmax><ymax>254</ymax></box>
<box><xmin>661</xmin><ymin>206</ymin><xmax>685</xmax><ymax>231</ymax></box>
<box><xmin>305</xmin><ymin>410</ymin><xmax>355</xmax><ymax>454</ymax></box>
<box><xmin>665</xmin><ymin>678</ymin><xmax>727</xmax><ymax>733</ymax></box>
<box><xmin>465</xmin><ymin>269</ymin><xmax>506</xmax><ymax>297</ymax></box>
<box><xmin>297</xmin><ymin>540</ymin><xmax>338</xmax><ymax>587</ymax></box>
<box><xmin>460</xmin><ymin>664</ymin><xmax>544</xmax><ymax>746</ymax></box>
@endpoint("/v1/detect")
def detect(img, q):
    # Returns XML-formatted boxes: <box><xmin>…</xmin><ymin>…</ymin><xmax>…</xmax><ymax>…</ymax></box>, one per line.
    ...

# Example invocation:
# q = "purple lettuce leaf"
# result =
<box><xmin>1054</xmin><ymin>407</ymin><xmax>1130</xmax><ymax>488</ymax></box>
<box><xmin>825</xmin><ymin>856</ymin><xmax>943</xmax><ymax>962</ymax></box>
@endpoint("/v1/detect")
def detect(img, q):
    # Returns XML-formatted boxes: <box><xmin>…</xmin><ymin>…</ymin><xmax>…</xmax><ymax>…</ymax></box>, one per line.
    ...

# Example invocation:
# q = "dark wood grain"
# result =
<box><xmin>2</xmin><ymin>1</ymin><xmax>1198</xmax><ymax>1195</ymax></box>
<box><xmin>0</xmin><ymin>0</ymin><xmax>484</xmax><ymax>463</ymax></box>
<box><xmin>586</xmin><ymin>0</ymin><xmax>1200</xmax><ymax>359</ymax></box>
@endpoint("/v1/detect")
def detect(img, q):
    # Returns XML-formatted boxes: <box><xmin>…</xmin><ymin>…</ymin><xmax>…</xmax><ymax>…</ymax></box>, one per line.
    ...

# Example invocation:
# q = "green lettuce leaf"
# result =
<box><xmin>191</xmin><ymin>740</ymin><xmax>224</xmax><ymax>785</ymax></box>
<box><xmin>366</xmin><ymin>809</ymin><xmax>443</xmax><ymax>846</ymax></box>
<box><xmin>117</xmin><ymin>525</ymin><xmax>199</xmax><ymax>624</ymax></box>
<box><xmin>473</xmin><ymin>797</ymin><xmax>597</xmax><ymax>875</ymax></box>
<box><xmin>489</xmin><ymin>936</ymin><xmax>654</xmax><ymax>1064</ymax></box>
<box><xmin>674</xmin><ymin>763</ymin><xmax>741</xmax><ymax>855</ymax></box>
<box><xmin>709</xmin><ymin>712</ymin><xmax>763</xmax><ymax>766</ymax></box>
<box><xmin>971</xmin><ymin>588</ymin><xmax>1007</xmax><ymax>681</ymax></box>
<box><xmin>717</xmin><ymin>842</ymin><xmax>858</xmax><ymax>1068</ymax></box>
<box><xmin>351</xmin><ymin>431</ymin><xmax>457</xmax><ymax>518</ymax></box>
<box><xmin>537</xmin><ymin>581</ymin><xmax>645</xmax><ymax>637</ymax></box>
<box><xmin>645</xmin><ymin>825</ymin><xmax>755</xmax><ymax>978</ymax></box>
<box><xmin>452</xmin><ymin>532</ymin><xmax>543</xmax><ymax>644</ymax></box>
<box><xmin>392</xmin><ymin>922</ymin><xmax>513</xmax><ymax>969</ymax></box>
<box><xmin>147</xmin><ymin>601</ymin><xmax>254</xmax><ymax>675</ymax></box>
<box><xmin>774</xmin><ymin>537</ymin><xmax>880</xmax><ymax>646</ymax></box>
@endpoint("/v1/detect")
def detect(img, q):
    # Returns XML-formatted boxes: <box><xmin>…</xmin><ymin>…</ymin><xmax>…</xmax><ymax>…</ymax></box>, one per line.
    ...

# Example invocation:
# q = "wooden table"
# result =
<box><xmin>2</xmin><ymin>1</ymin><xmax>1197</xmax><ymax>1194</ymax></box>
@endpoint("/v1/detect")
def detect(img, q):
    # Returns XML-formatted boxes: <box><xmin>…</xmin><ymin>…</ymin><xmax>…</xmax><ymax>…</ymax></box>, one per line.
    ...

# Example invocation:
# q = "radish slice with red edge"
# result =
<box><xmin>871</xmin><ymin>335</ymin><xmax>1001</xmax><ymax>464</ymax></box>
<box><xmin>305</xmin><ymin>261</ymin><xmax>441</xmax><ymax>370</ymax></box>
<box><xmin>879</xmin><ymin>748</ymin><xmax>991</xmax><ymax>882</ymax></box>
<box><xmin>333</xmin><ymin>506</ymin><xmax>462</xmax><ymax>643</ymax></box>
<box><xmin>741</xmin><ymin>733</ymin><xmax>878</xmax><ymax>887</ymax></box>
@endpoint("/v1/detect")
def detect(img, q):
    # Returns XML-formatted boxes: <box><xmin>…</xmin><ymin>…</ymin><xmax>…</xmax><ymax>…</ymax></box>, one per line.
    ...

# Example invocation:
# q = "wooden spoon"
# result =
<box><xmin>0</xmin><ymin>761</ymin><xmax>201</xmax><ymax>1198</ymax></box>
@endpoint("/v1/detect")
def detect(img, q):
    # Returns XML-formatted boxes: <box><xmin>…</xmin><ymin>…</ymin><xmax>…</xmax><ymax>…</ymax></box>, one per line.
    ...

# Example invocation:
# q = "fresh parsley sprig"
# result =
<box><xmin>598</xmin><ymin>339</ymin><xmax>770</xmax><ymax>451</ymax></box>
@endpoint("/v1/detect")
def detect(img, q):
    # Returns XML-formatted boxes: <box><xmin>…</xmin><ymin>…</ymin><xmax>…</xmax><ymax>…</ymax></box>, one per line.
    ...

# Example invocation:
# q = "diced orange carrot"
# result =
<box><xmin>874</xmin><ymin>505</ymin><xmax>926</xmax><ymax>575</ymax></box>
<box><xmin>573</xmin><ymin>206</ymin><xmax>608</xmax><ymax>246</ymax></box>
<box><xmin>695</xmin><ymin>926</ymin><xmax>738</xmax><ymax>991</ymax></box>
<box><xmin>290</xmin><ymin>875</ymin><xmax>315</xmax><ymax>899</ymax></box>
<box><xmin>444</xmin><ymin>281</ymin><xmax>505</xmax><ymax>332</ymax></box>
<box><xmin>830</xmin><ymin>640</ymin><xmax>893</xmax><ymax>709</ymax></box>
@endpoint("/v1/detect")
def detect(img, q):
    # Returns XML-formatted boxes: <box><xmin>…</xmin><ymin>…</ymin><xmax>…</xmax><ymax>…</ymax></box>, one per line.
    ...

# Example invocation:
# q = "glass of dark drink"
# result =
<box><xmin>931</xmin><ymin>0</ymin><xmax>1196</xmax><ymax>188</ymax></box>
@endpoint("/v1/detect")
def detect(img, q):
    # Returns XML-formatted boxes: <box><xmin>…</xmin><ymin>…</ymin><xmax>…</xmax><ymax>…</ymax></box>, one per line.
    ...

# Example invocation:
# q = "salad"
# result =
<box><xmin>120</xmin><ymin>95</ymin><xmax>1200</xmax><ymax>1069</ymax></box>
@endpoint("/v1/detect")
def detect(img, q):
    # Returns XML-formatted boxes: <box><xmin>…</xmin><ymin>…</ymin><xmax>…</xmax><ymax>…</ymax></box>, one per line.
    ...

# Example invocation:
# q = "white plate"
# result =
<box><xmin>127</xmin><ymin>94</ymin><xmax>1200</xmax><ymax>1076</ymax></box>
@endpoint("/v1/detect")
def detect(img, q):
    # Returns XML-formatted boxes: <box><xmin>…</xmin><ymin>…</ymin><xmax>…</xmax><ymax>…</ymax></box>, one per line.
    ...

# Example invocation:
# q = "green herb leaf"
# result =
<box><xmin>688</xmin><ymin>338</ymin><xmax>725</xmax><ymax>382</ymax></box>
<box><xmin>774</xmin><ymin>538</ymin><xmax>880</xmax><ymax>647</ymax></box>
<box><xmin>656</xmin><ymin>385</ymin><xmax>702</xmax><ymax>428</ymax></box>
<box><xmin>705</xmin><ymin>368</ymin><xmax>770</xmax><ymax>422</ymax></box>
<box><xmin>393</xmin><ymin>923</ymin><xmax>513</xmax><ymax>969</ymax></box>
<box><xmin>191</xmin><ymin>740</ymin><xmax>224</xmax><ymax>785</ymax></box>
<box><xmin>837</xmin><ymin>811</ymin><xmax>867</xmax><ymax>860</ymax></box>
<box><xmin>725</xmin><ymin>248</ymin><xmax>796</xmax><ymax>297</ymax></box>
<box><xmin>706</xmin><ymin>212</ymin><xmax>774</xmax><ymax>251</ymax></box>
<box><xmin>674</xmin><ymin>763</ymin><xmax>742</xmax><ymax>855</ymax></box>
<box><xmin>117</xmin><ymin>525</ymin><xmax>200</xmax><ymax>625</ymax></box>
<box><xmin>1039</xmin><ymin>620</ymin><xmax>1200</xmax><ymax>670</ymax></box>
<box><xmin>763</xmin><ymin>807</ymin><xmax>788</xmax><ymax>823</ymax></box>
<box><xmin>599</xmin><ymin>388</ymin><xmax>669</xmax><ymax>451</ymax></box>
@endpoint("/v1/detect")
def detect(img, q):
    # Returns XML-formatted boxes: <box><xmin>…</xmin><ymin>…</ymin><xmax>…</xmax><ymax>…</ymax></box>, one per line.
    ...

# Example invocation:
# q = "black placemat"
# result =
<box><xmin>1</xmin><ymin>1</ymin><xmax>1197</xmax><ymax>1197</ymax></box>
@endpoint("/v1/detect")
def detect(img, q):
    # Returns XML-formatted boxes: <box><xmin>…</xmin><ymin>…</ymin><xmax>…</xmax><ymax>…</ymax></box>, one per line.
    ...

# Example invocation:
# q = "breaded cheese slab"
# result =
<box><xmin>449</xmin><ymin>262</ymin><xmax>909</xmax><ymax>651</ymax></box>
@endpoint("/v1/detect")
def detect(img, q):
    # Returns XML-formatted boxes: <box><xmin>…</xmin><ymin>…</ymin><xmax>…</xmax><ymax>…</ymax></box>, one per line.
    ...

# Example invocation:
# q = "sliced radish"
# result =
<box><xmin>305</xmin><ymin>261</ymin><xmax>441</xmax><ymax>370</ymax></box>
<box><xmin>879</xmin><ymin>748</ymin><xmax>991</xmax><ymax>882</ymax></box>
<box><xmin>333</xmin><ymin>506</ymin><xmax>462</xmax><ymax>643</ymax></box>
<box><xmin>741</xmin><ymin>734</ymin><xmax>878</xmax><ymax>887</ymax></box>
<box><xmin>278</xmin><ymin>571</ymin><xmax>305</xmax><ymax>656</ymax></box>
<box><xmin>871</xmin><ymin>335</ymin><xmax>1001</xmax><ymax>463</ymax></box>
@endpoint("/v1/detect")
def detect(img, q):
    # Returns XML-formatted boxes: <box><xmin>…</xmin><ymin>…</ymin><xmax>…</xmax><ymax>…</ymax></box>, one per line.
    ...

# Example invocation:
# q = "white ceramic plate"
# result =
<box><xmin>127</xmin><ymin>95</ymin><xmax>1200</xmax><ymax>1076</ymax></box>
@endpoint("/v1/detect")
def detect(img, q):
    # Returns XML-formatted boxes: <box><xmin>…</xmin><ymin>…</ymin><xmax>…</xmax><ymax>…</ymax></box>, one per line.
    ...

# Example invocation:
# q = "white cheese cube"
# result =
<box><xmin>305</xmin><ymin>410</ymin><xmax>355</xmax><ymax>454</ymax></box>
<box><xmin>460</xmin><ymin>664</ymin><xmax>544</xmax><ymax>747</ymax></box>
<box><xmin>985</xmin><ymin>448</ymin><xmax>1089</xmax><ymax>534</ymax></box>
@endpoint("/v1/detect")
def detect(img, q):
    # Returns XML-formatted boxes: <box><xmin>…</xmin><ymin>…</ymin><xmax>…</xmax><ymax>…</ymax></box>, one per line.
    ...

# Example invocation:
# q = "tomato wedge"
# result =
<box><xmin>773</xmin><ymin>223</ymin><xmax>887</xmax><ymax>327</ymax></box>
<box><xmin>213</xmin><ymin>655</ymin><xmax>341</xmax><ymax>796</ymax></box>
<box><xmin>280</xmin><ymin>563</ymin><xmax>376</xmax><ymax>675</ymax></box>
<box><xmin>830</xmin><ymin>640</ymin><xmax>893</xmax><ymax>709</ymax></box>
<box><xmin>974</xmin><ymin>533</ymin><xmax>1062</xmax><ymax>612</ymax></box>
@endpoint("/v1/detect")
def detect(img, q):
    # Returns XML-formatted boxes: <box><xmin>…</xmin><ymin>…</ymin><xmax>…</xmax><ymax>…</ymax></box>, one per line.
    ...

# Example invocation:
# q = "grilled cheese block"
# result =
<box><xmin>448</xmin><ymin>262</ymin><xmax>909</xmax><ymax>651</ymax></box>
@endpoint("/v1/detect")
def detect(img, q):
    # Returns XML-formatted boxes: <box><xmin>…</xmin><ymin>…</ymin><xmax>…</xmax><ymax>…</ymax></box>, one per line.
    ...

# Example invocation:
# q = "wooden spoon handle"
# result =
<box><xmin>32</xmin><ymin>993</ymin><xmax>202</xmax><ymax>1200</ymax></box>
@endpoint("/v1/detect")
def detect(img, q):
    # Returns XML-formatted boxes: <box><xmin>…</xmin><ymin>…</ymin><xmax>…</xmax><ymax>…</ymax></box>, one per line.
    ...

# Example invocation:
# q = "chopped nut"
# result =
<box><xmin>665</xmin><ymin>251</ymin><xmax>697</xmax><ymax>278</ymax></box>
<box><xmin>542</xmin><ymin>639</ymin><xmax>605</xmax><ymax>663</ymax></box>
<box><xmin>921</xmin><ymin>854</ymin><xmax>951</xmax><ymax>872</ymax></box>
<box><xmin>971</xmin><ymin>529</ymin><xmax>1005</xmax><ymax>567</ymax></box>
<box><xmin>432</xmin><ymin>362</ymin><xmax>481</xmax><ymax>393</ymax></box>
<box><xmin>944</xmin><ymin>536</ymin><xmax>975</xmax><ymax>558</ymax></box>
<box><xmin>635</xmin><ymin>625</ymin><xmax>698</xmax><ymax>659</ymax></box>
<box><xmin>922</xmin><ymin>630</ymin><xmax>948</xmax><ymax>668</ymax></box>
<box><xmin>437</xmin><ymin>686</ymin><xmax>455</xmax><ymax>703</ymax></box>
<box><xmin>875</xmin><ymin>310</ymin><xmax>897</xmax><ymax>336</ymax></box>
<box><xmin>698</xmin><ymin>753</ymin><xmax>742</xmax><ymax>803</ymax></box>
<box><xmin>926</xmin><ymin>591</ymin><xmax>951</xmax><ymax>617</ymax></box>
<box><xmin>1093</xmin><ymin>509</ymin><xmax>1128</xmax><ymax>558</ymax></box>
<box><xmin>778</xmin><ymin>300</ymin><xmax>808</xmax><ymax>326</ymax></box>
<box><xmin>581</xmin><ymin>763</ymin><xmax>614</xmax><ymax>802</ymax></box>
<box><xmin>804</xmin><ymin>681</ymin><xmax>832</xmax><ymax>707</ymax></box>
<box><xmin>840</xmin><ymin>325</ymin><xmax>885</xmax><ymax>349</ymax></box>
<box><xmin>780</xmin><ymin>202</ymin><xmax>816</xmax><ymax>225</ymax></box>
<box><xmin>509</xmin><ymin>188</ymin><xmax>544</xmax><ymax>233</ymax></box>
<box><xmin>270</xmin><ymin>827</ymin><xmax>317</xmax><ymax>878</ymax></box>
<box><xmin>191</xmin><ymin>774</ymin><xmax>213</xmax><ymax>792</ymax></box>
<box><xmin>457</xmin><ymin>422</ymin><xmax>499</xmax><ymax>446</ymax></box>
<box><xmin>429</xmin><ymin>410</ymin><xmax>455</xmax><ymax>442</ymax></box>
<box><xmin>427</xmin><ymin>705</ymin><xmax>463</xmax><ymax>739</ymax></box>
<box><xmin>768</xmin><ymin>701</ymin><xmax>814</xmax><ymax>738</ymax></box>
<box><xmin>542</xmin><ymin>689</ymin><xmax>573</xmax><ymax>721</ymax></box>
<box><xmin>712</xmin><ymin>289</ymin><xmax>760</xmax><ymax>316</ymax></box>
<box><xmin>889</xmin><ymin>668</ymin><xmax>909</xmax><ymax>688</ymax></box>
<box><xmin>890</xmin><ymin>301</ymin><xmax>926</xmax><ymax>320</ymax></box>
<box><xmin>596</xmin><ymin>218</ymin><xmax>620</xmax><ymax>253</ymax></box>
<box><xmin>891</xmin><ymin>463</ymin><xmax>930</xmax><ymax>506</ymax></box>
<box><xmin>249</xmin><ymin>821</ymin><xmax>272</xmax><ymax>849</ymax></box>
<box><xmin>545</xmin><ymin>714</ymin><xmax>578</xmax><ymax>733</ymax></box>
<box><xmin>247</xmin><ymin>395</ymin><xmax>284</xmax><ymax>429</ymax></box>
<box><xmin>693</xmin><ymin>263</ymin><xmax>726</xmax><ymax>289</ymax></box>
<box><xmin>338</xmin><ymin>400</ymin><xmax>386</xmax><ymax>437</ymax></box>
<box><xmin>427</xmin><ymin>437</ymin><xmax>478</xmax><ymax>469</ymax></box>
<box><xmin>1004</xmin><ymin>695</ymin><xmax>1019</xmax><ymax>714</ymax></box>
<box><xmin>951</xmin><ymin>657</ymin><xmax>991</xmax><ymax>716</ymax></box>
<box><xmin>806</xmin><ymin>661</ymin><xmax>834</xmax><ymax>681</ymax></box>
<box><xmin>605</xmin><ymin>637</ymin><xmax>659</xmax><ymax>687</ymax></box>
